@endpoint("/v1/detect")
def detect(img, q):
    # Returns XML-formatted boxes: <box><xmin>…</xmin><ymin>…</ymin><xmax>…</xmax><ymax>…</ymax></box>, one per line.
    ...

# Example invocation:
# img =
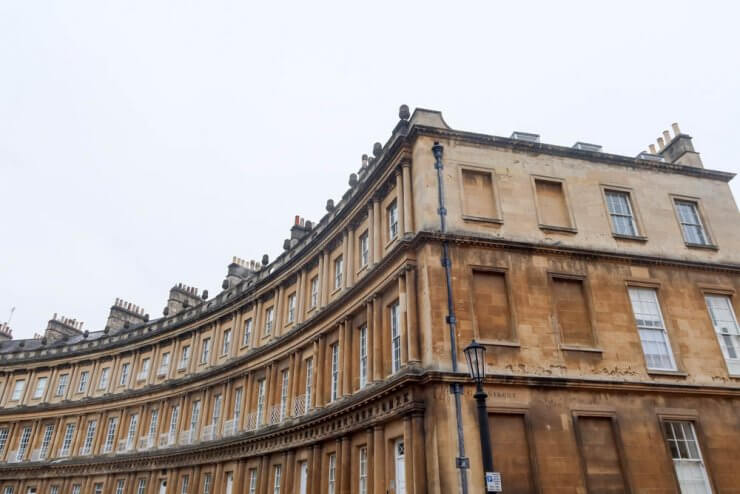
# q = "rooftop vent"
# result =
<box><xmin>572</xmin><ymin>142</ymin><xmax>603</xmax><ymax>152</ymax></box>
<box><xmin>636</xmin><ymin>152</ymin><xmax>665</xmax><ymax>162</ymax></box>
<box><xmin>510</xmin><ymin>131</ymin><xmax>540</xmax><ymax>143</ymax></box>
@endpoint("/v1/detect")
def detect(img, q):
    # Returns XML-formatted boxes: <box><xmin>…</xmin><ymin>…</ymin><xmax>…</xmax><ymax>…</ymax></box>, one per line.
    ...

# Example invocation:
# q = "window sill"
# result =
<box><xmin>560</xmin><ymin>345</ymin><xmax>603</xmax><ymax>354</ymax></box>
<box><xmin>647</xmin><ymin>369</ymin><xmax>688</xmax><ymax>377</ymax></box>
<box><xmin>330</xmin><ymin>287</ymin><xmax>342</xmax><ymax>296</ymax></box>
<box><xmin>613</xmin><ymin>233</ymin><xmax>648</xmax><ymax>242</ymax></box>
<box><xmin>538</xmin><ymin>224</ymin><xmax>577</xmax><ymax>234</ymax></box>
<box><xmin>384</xmin><ymin>236</ymin><xmax>398</xmax><ymax>250</ymax></box>
<box><xmin>479</xmin><ymin>339</ymin><xmax>520</xmax><ymax>348</ymax></box>
<box><xmin>356</xmin><ymin>264</ymin><xmax>368</xmax><ymax>276</ymax></box>
<box><xmin>462</xmin><ymin>215</ymin><xmax>503</xmax><ymax>225</ymax></box>
<box><xmin>684</xmin><ymin>242</ymin><xmax>718</xmax><ymax>251</ymax></box>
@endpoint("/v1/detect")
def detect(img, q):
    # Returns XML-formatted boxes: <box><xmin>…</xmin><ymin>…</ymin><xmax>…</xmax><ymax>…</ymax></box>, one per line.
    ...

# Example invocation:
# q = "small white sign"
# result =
<box><xmin>485</xmin><ymin>472</ymin><xmax>502</xmax><ymax>492</ymax></box>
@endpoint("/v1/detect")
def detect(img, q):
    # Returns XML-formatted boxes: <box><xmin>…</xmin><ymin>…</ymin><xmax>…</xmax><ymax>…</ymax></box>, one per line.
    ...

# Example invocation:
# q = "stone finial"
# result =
<box><xmin>261</xmin><ymin>254</ymin><xmax>269</xmax><ymax>266</ymax></box>
<box><xmin>373</xmin><ymin>142</ymin><xmax>383</xmax><ymax>158</ymax></box>
<box><xmin>349</xmin><ymin>173</ymin><xmax>358</xmax><ymax>187</ymax></box>
<box><xmin>283</xmin><ymin>239</ymin><xmax>291</xmax><ymax>250</ymax></box>
<box><xmin>399</xmin><ymin>104</ymin><xmax>410</xmax><ymax>121</ymax></box>
<box><xmin>326</xmin><ymin>199</ymin><xmax>335</xmax><ymax>212</ymax></box>
<box><xmin>202</xmin><ymin>290</ymin><xmax>208</xmax><ymax>300</ymax></box>
<box><xmin>361</xmin><ymin>154</ymin><xmax>369</xmax><ymax>169</ymax></box>
<box><xmin>222</xmin><ymin>279</ymin><xmax>229</xmax><ymax>289</ymax></box>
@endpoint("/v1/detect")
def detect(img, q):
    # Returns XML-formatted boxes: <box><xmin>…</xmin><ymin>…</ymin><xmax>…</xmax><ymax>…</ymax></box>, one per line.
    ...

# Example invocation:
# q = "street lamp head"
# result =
<box><xmin>464</xmin><ymin>340</ymin><xmax>486</xmax><ymax>384</ymax></box>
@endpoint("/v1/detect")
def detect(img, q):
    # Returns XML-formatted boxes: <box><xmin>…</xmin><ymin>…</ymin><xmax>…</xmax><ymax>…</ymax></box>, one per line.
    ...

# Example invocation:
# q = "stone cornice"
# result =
<box><xmin>407</xmin><ymin>124</ymin><xmax>736</xmax><ymax>183</ymax></box>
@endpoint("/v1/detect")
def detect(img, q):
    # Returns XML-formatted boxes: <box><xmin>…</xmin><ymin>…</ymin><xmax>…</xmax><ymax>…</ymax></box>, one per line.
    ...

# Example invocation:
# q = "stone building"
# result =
<box><xmin>0</xmin><ymin>107</ymin><xmax>738</xmax><ymax>494</ymax></box>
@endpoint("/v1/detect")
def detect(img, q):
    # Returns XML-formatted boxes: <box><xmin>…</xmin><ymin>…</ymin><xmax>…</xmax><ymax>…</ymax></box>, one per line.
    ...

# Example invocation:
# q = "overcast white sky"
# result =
<box><xmin>1</xmin><ymin>1</ymin><xmax>738</xmax><ymax>340</ymax></box>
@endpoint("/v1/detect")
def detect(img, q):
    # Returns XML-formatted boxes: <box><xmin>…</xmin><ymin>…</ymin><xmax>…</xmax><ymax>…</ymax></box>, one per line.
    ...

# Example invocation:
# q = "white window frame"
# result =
<box><xmin>136</xmin><ymin>479</ymin><xmax>146</xmax><ymax>494</ymax></box>
<box><xmin>310</xmin><ymin>277</ymin><xmax>318</xmax><ymax>308</ymax></box>
<box><xmin>287</xmin><ymin>294</ymin><xmax>296</xmax><ymax>323</ymax></box>
<box><xmin>232</xmin><ymin>387</ymin><xmax>243</xmax><ymax>421</ymax></box>
<box><xmin>77</xmin><ymin>371</ymin><xmax>89</xmax><ymax>393</ymax></box>
<box><xmin>16</xmin><ymin>426</ymin><xmax>31</xmax><ymax>461</ymax></box>
<box><xmin>628</xmin><ymin>287</ymin><xmax>677</xmax><ymax>371</ymax></box>
<box><xmin>0</xmin><ymin>428</ymin><xmax>7</xmax><ymax>454</ymax></box>
<box><xmin>334</xmin><ymin>256</ymin><xmax>343</xmax><ymax>290</ymax></box>
<box><xmin>81</xmin><ymin>419</ymin><xmax>97</xmax><ymax>455</ymax></box>
<box><xmin>212</xmin><ymin>395</ymin><xmax>222</xmax><ymax>426</ymax></box>
<box><xmin>169</xmin><ymin>405</ymin><xmax>180</xmax><ymax>437</ymax></box>
<box><xmin>11</xmin><ymin>379</ymin><xmax>25</xmax><ymax>401</ymax></box>
<box><xmin>330</xmin><ymin>343</ymin><xmax>339</xmax><ymax>402</ymax></box>
<box><xmin>32</xmin><ymin>377</ymin><xmax>47</xmax><ymax>399</ymax></box>
<box><xmin>264</xmin><ymin>307</ymin><xmax>275</xmax><ymax>335</ymax></box>
<box><xmin>279</xmin><ymin>370</ymin><xmax>289</xmax><ymax>421</ymax></box>
<box><xmin>159</xmin><ymin>353</ymin><xmax>170</xmax><ymax>375</ymax></box>
<box><xmin>273</xmin><ymin>465</ymin><xmax>282</xmax><ymax>494</ymax></box>
<box><xmin>395</xmin><ymin>439</ymin><xmax>406</xmax><ymax>494</ymax></box>
<box><xmin>328</xmin><ymin>453</ymin><xmax>337</xmax><ymax>494</ymax></box>
<box><xmin>705</xmin><ymin>294</ymin><xmax>740</xmax><ymax>375</ymax></box>
<box><xmin>115</xmin><ymin>481</ymin><xmax>125</xmax><ymax>494</ymax></box>
<box><xmin>305</xmin><ymin>358</ymin><xmax>313</xmax><ymax>411</ymax></box>
<box><xmin>39</xmin><ymin>424</ymin><xmax>54</xmax><ymax>458</ymax></box>
<box><xmin>604</xmin><ymin>189</ymin><xmax>639</xmax><ymax>236</ymax></box>
<box><xmin>201</xmin><ymin>338</ymin><xmax>211</xmax><ymax>364</ymax></box>
<box><xmin>256</xmin><ymin>379</ymin><xmax>266</xmax><ymax>427</ymax></box>
<box><xmin>60</xmin><ymin>423</ymin><xmax>75</xmax><ymax>455</ymax></box>
<box><xmin>360</xmin><ymin>231</ymin><xmax>369</xmax><ymax>267</ymax></box>
<box><xmin>674</xmin><ymin>199</ymin><xmax>710</xmax><ymax>246</ymax></box>
<box><xmin>202</xmin><ymin>473</ymin><xmax>212</xmax><ymax>494</ymax></box>
<box><xmin>222</xmin><ymin>329</ymin><xmax>232</xmax><ymax>355</ymax></box>
<box><xmin>98</xmin><ymin>367</ymin><xmax>110</xmax><ymax>389</ymax></box>
<box><xmin>180</xmin><ymin>475</ymin><xmax>188</xmax><ymax>494</ymax></box>
<box><xmin>663</xmin><ymin>420</ymin><xmax>713</xmax><ymax>493</ymax></box>
<box><xmin>243</xmin><ymin>319</ymin><xmax>253</xmax><ymax>347</ymax></box>
<box><xmin>248</xmin><ymin>469</ymin><xmax>257</xmax><ymax>494</ymax></box>
<box><xmin>388</xmin><ymin>201</ymin><xmax>399</xmax><ymax>240</ymax></box>
<box><xmin>359</xmin><ymin>446</ymin><xmax>368</xmax><ymax>494</ymax></box>
<box><xmin>126</xmin><ymin>414</ymin><xmax>139</xmax><ymax>450</ymax></box>
<box><xmin>180</xmin><ymin>345</ymin><xmax>191</xmax><ymax>368</ymax></box>
<box><xmin>55</xmin><ymin>374</ymin><xmax>68</xmax><ymax>396</ymax></box>
<box><xmin>104</xmin><ymin>417</ymin><xmax>118</xmax><ymax>453</ymax></box>
<box><xmin>391</xmin><ymin>302</ymin><xmax>402</xmax><ymax>373</ymax></box>
<box><xmin>190</xmin><ymin>401</ymin><xmax>201</xmax><ymax>432</ymax></box>
<box><xmin>148</xmin><ymin>409</ymin><xmax>159</xmax><ymax>442</ymax></box>
<box><xmin>120</xmin><ymin>363</ymin><xmax>130</xmax><ymax>386</ymax></box>
<box><xmin>359</xmin><ymin>325</ymin><xmax>368</xmax><ymax>388</ymax></box>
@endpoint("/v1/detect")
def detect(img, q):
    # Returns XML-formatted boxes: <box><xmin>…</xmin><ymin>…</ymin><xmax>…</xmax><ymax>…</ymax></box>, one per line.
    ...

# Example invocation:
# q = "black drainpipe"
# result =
<box><xmin>432</xmin><ymin>141</ymin><xmax>469</xmax><ymax>494</ymax></box>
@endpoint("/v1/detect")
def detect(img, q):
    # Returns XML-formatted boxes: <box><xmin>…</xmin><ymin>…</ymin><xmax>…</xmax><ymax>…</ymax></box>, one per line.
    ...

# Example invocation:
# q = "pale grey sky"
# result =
<box><xmin>1</xmin><ymin>1</ymin><xmax>738</xmax><ymax>339</ymax></box>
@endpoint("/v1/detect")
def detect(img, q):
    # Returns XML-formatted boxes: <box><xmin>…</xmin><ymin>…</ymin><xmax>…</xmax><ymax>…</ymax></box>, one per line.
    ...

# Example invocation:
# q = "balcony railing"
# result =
<box><xmin>268</xmin><ymin>405</ymin><xmax>282</xmax><ymax>425</ymax></box>
<box><xmin>159</xmin><ymin>431</ymin><xmax>176</xmax><ymax>448</ymax></box>
<box><xmin>293</xmin><ymin>394</ymin><xmax>307</xmax><ymax>416</ymax></box>
<box><xmin>223</xmin><ymin>418</ymin><xmax>237</xmax><ymax>437</ymax></box>
<box><xmin>179</xmin><ymin>429</ymin><xmax>197</xmax><ymax>445</ymax></box>
<box><xmin>201</xmin><ymin>424</ymin><xmax>218</xmax><ymax>442</ymax></box>
<box><xmin>30</xmin><ymin>448</ymin><xmax>48</xmax><ymax>461</ymax></box>
<box><xmin>137</xmin><ymin>435</ymin><xmax>155</xmax><ymax>450</ymax></box>
<box><xmin>245</xmin><ymin>412</ymin><xmax>258</xmax><ymax>432</ymax></box>
<box><xmin>157</xmin><ymin>365</ymin><xmax>169</xmax><ymax>377</ymax></box>
<box><xmin>117</xmin><ymin>439</ymin><xmax>135</xmax><ymax>453</ymax></box>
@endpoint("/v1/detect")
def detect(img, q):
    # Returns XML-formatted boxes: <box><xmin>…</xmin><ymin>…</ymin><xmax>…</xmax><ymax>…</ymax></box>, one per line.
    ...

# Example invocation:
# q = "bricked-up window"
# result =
<box><xmin>705</xmin><ymin>294</ymin><xmax>740</xmax><ymax>375</ymax></box>
<box><xmin>489</xmin><ymin>414</ymin><xmax>536</xmax><ymax>494</ymax></box>
<box><xmin>534</xmin><ymin>178</ymin><xmax>573</xmax><ymax>229</ymax></box>
<box><xmin>462</xmin><ymin>169</ymin><xmax>499</xmax><ymax>220</ymax></box>
<box><xmin>472</xmin><ymin>270</ymin><xmax>513</xmax><ymax>342</ymax></box>
<box><xmin>663</xmin><ymin>421</ymin><xmax>712</xmax><ymax>493</ymax></box>
<box><xmin>605</xmin><ymin>189</ymin><xmax>638</xmax><ymax>236</ymax></box>
<box><xmin>576</xmin><ymin>417</ymin><xmax>629</xmax><ymax>492</ymax></box>
<box><xmin>552</xmin><ymin>277</ymin><xmax>595</xmax><ymax>347</ymax></box>
<box><xmin>674</xmin><ymin>199</ymin><xmax>711</xmax><ymax>246</ymax></box>
<box><xmin>628</xmin><ymin>287</ymin><xmax>677</xmax><ymax>371</ymax></box>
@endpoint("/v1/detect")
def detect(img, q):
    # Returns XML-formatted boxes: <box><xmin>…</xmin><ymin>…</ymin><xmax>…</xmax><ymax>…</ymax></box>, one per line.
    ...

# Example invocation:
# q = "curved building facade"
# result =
<box><xmin>0</xmin><ymin>108</ymin><xmax>739</xmax><ymax>494</ymax></box>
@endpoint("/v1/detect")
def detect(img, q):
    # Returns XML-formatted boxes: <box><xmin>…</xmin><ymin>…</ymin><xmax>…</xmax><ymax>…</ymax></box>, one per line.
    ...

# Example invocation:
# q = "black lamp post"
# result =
<box><xmin>464</xmin><ymin>340</ymin><xmax>498</xmax><ymax>492</ymax></box>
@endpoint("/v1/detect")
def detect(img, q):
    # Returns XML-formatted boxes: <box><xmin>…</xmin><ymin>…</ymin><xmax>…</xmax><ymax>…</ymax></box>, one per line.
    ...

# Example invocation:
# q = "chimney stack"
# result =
<box><xmin>44</xmin><ymin>313</ymin><xmax>84</xmax><ymax>342</ymax></box>
<box><xmin>290</xmin><ymin>215</ymin><xmax>311</xmax><ymax>242</ymax></box>
<box><xmin>166</xmin><ymin>283</ymin><xmax>202</xmax><ymax>315</ymax></box>
<box><xmin>0</xmin><ymin>322</ymin><xmax>12</xmax><ymax>342</ymax></box>
<box><xmin>225</xmin><ymin>256</ymin><xmax>260</xmax><ymax>288</ymax></box>
<box><xmin>657</xmin><ymin>122</ymin><xmax>703</xmax><ymax>168</ymax></box>
<box><xmin>106</xmin><ymin>298</ymin><xmax>148</xmax><ymax>333</ymax></box>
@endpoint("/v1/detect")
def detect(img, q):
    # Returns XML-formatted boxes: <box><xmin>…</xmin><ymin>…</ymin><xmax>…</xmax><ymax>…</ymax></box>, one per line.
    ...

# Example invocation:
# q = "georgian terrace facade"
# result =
<box><xmin>0</xmin><ymin>107</ymin><xmax>738</xmax><ymax>494</ymax></box>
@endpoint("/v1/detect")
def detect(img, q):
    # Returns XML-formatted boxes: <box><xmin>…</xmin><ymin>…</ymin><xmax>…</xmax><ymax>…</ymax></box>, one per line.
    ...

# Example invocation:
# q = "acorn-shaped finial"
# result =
<box><xmin>399</xmin><ymin>104</ymin><xmax>410</xmax><ymax>121</ymax></box>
